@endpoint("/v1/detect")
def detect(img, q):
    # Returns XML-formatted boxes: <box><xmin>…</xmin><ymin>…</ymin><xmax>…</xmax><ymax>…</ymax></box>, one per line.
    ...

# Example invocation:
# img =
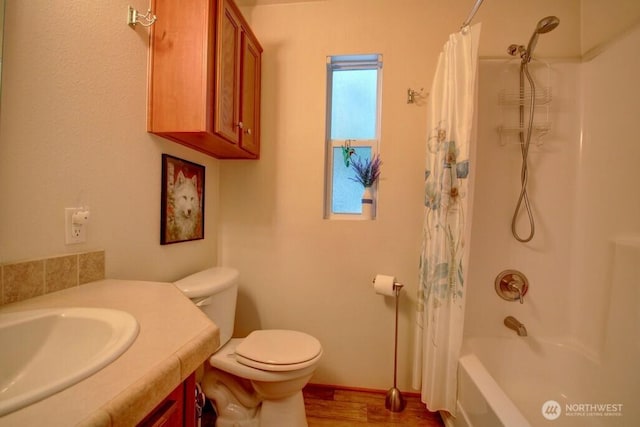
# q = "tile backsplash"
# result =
<box><xmin>1</xmin><ymin>250</ymin><xmax>105</xmax><ymax>306</ymax></box>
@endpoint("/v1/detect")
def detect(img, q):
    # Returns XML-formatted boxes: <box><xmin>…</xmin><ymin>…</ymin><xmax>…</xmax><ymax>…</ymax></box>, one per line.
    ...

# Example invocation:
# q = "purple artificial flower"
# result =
<box><xmin>349</xmin><ymin>153</ymin><xmax>382</xmax><ymax>187</ymax></box>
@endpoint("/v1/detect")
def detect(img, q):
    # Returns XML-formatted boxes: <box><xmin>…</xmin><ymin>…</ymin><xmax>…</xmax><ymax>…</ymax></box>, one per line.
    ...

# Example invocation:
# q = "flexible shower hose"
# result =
<box><xmin>511</xmin><ymin>61</ymin><xmax>536</xmax><ymax>243</ymax></box>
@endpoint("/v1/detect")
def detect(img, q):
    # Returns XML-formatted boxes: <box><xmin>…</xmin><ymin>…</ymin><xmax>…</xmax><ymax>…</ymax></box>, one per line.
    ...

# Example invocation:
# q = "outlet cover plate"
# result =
<box><xmin>65</xmin><ymin>208</ymin><xmax>86</xmax><ymax>244</ymax></box>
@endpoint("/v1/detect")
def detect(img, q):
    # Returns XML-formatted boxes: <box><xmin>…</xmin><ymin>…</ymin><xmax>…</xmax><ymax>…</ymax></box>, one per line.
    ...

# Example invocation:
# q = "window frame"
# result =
<box><xmin>324</xmin><ymin>54</ymin><xmax>383</xmax><ymax>220</ymax></box>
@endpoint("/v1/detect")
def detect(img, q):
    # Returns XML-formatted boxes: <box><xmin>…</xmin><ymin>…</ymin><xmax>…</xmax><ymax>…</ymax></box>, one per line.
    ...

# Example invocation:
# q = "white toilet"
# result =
<box><xmin>174</xmin><ymin>267</ymin><xmax>322</xmax><ymax>427</ymax></box>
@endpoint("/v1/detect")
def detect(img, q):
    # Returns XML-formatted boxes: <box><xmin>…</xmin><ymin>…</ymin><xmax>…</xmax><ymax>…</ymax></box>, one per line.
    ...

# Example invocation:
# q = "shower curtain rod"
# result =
<box><xmin>461</xmin><ymin>0</ymin><xmax>485</xmax><ymax>28</ymax></box>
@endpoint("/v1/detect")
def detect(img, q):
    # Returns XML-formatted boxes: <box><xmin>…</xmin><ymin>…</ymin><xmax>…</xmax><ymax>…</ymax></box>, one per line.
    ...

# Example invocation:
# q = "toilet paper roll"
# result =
<box><xmin>373</xmin><ymin>274</ymin><xmax>396</xmax><ymax>296</ymax></box>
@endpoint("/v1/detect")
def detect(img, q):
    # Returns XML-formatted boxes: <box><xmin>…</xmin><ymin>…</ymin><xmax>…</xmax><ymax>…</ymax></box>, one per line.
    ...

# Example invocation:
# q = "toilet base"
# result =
<box><xmin>202</xmin><ymin>367</ymin><xmax>309</xmax><ymax>427</ymax></box>
<box><xmin>211</xmin><ymin>393</ymin><xmax>307</xmax><ymax>427</ymax></box>
<box><xmin>259</xmin><ymin>391</ymin><xmax>308</xmax><ymax>427</ymax></box>
<box><xmin>215</xmin><ymin>414</ymin><xmax>258</xmax><ymax>427</ymax></box>
<box><xmin>211</xmin><ymin>390</ymin><xmax>308</xmax><ymax>427</ymax></box>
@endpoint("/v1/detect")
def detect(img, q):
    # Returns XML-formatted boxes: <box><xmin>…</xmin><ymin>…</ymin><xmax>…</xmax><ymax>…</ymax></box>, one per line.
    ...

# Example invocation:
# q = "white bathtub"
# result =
<box><xmin>442</xmin><ymin>337</ymin><xmax>631</xmax><ymax>427</ymax></box>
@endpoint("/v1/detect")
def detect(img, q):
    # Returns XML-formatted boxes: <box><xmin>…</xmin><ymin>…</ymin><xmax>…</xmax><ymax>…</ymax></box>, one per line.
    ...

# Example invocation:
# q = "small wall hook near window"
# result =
<box><xmin>407</xmin><ymin>88</ymin><xmax>425</xmax><ymax>104</ymax></box>
<box><xmin>127</xmin><ymin>5</ymin><xmax>157</xmax><ymax>28</ymax></box>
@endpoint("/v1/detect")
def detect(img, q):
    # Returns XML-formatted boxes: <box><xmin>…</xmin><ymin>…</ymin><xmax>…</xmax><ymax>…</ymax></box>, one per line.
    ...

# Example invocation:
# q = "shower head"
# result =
<box><xmin>535</xmin><ymin>16</ymin><xmax>561</xmax><ymax>34</ymax></box>
<box><xmin>525</xmin><ymin>16</ymin><xmax>560</xmax><ymax>60</ymax></box>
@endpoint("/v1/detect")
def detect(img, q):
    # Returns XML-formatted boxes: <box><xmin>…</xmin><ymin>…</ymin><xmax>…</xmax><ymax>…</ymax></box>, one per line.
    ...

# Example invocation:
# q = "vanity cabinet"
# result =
<box><xmin>138</xmin><ymin>373</ymin><xmax>197</xmax><ymax>427</ymax></box>
<box><xmin>148</xmin><ymin>0</ymin><xmax>262</xmax><ymax>159</ymax></box>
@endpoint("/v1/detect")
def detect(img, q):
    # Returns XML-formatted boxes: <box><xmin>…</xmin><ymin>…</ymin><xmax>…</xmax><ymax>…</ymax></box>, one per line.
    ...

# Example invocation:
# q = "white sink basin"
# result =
<box><xmin>0</xmin><ymin>307</ymin><xmax>139</xmax><ymax>416</ymax></box>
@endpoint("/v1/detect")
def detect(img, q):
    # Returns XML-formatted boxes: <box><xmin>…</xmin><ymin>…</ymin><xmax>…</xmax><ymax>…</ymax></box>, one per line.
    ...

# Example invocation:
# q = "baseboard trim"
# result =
<box><xmin>305</xmin><ymin>382</ymin><xmax>422</xmax><ymax>398</ymax></box>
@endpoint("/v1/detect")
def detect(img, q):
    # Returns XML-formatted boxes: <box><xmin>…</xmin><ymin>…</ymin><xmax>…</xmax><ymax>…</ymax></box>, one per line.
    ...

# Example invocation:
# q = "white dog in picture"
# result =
<box><xmin>170</xmin><ymin>171</ymin><xmax>201</xmax><ymax>240</ymax></box>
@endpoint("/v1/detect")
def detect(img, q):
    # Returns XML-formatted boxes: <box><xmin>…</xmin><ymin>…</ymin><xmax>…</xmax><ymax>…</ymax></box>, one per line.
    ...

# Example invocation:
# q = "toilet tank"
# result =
<box><xmin>174</xmin><ymin>267</ymin><xmax>239</xmax><ymax>351</ymax></box>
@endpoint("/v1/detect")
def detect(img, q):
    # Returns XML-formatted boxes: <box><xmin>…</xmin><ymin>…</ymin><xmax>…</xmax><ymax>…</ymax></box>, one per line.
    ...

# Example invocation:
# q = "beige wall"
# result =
<box><xmin>1</xmin><ymin>0</ymin><xmax>636</xmax><ymax>394</ymax></box>
<box><xmin>0</xmin><ymin>1</ymin><xmax>220</xmax><ymax>282</ymax></box>
<box><xmin>581</xmin><ymin>0</ymin><xmax>640</xmax><ymax>56</ymax></box>
<box><xmin>223</xmin><ymin>0</ymin><xmax>581</xmax><ymax>390</ymax></box>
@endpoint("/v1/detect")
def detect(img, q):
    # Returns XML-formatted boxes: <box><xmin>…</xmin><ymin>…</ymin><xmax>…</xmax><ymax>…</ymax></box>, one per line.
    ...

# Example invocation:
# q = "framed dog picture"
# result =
<box><xmin>161</xmin><ymin>154</ymin><xmax>205</xmax><ymax>244</ymax></box>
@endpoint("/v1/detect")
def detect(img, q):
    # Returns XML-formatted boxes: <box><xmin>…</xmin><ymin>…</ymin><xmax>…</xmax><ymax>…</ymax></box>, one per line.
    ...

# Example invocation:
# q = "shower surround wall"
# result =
<box><xmin>464</xmin><ymin>22</ymin><xmax>640</xmax><ymax>423</ymax></box>
<box><xmin>466</xmin><ymin>59</ymin><xmax>581</xmax><ymax>340</ymax></box>
<box><xmin>569</xmin><ymin>25</ymin><xmax>640</xmax><ymax>357</ymax></box>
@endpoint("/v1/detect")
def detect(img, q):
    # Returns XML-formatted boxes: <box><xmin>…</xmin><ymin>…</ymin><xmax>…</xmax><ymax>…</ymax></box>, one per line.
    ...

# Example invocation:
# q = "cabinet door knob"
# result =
<box><xmin>237</xmin><ymin>121</ymin><xmax>244</xmax><ymax>129</ymax></box>
<box><xmin>244</xmin><ymin>128</ymin><xmax>252</xmax><ymax>135</ymax></box>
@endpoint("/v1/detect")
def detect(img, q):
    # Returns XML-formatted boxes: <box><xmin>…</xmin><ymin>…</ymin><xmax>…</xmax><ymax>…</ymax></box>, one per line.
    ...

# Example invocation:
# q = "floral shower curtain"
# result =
<box><xmin>412</xmin><ymin>24</ymin><xmax>481</xmax><ymax>415</ymax></box>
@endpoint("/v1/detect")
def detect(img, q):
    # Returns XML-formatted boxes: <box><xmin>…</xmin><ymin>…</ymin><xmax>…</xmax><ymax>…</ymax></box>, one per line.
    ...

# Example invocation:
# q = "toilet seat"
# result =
<box><xmin>235</xmin><ymin>330</ymin><xmax>322</xmax><ymax>372</ymax></box>
<box><xmin>210</xmin><ymin>338</ymin><xmax>321</xmax><ymax>383</ymax></box>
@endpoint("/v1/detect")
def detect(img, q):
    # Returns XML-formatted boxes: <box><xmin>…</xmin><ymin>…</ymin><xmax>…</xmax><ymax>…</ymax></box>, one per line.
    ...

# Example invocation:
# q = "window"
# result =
<box><xmin>325</xmin><ymin>54</ymin><xmax>382</xmax><ymax>219</ymax></box>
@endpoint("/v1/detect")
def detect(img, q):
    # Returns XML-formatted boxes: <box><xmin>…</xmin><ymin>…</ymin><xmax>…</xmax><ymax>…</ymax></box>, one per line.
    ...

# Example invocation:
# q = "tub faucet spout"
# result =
<box><xmin>504</xmin><ymin>316</ymin><xmax>527</xmax><ymax>336</ymax></box>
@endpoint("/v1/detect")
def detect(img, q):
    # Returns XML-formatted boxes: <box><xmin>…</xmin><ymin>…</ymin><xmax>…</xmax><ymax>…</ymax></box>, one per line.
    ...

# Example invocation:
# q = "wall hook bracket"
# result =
<box><xmin>407</xmin><ymin>87</ymin><xmax>425</xmax><ymax>104</ymax></box>
<box><xmin>127</xmin><ymin>5</ymin><xmax>157</xmax><ymax>28</ymax></box>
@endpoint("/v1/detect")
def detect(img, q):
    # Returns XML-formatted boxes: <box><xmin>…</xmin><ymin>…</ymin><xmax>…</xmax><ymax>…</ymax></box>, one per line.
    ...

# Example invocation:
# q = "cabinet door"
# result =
<box><xmin>240</xmin><ymin>32</ymin><xmax>261</xmax><ymax>156</ymax></box>
<box><xmin>148</xmin><ymin>0</ymin><xmax>209</xmax><ymax>132</ymax></box>
<box><xmin>138</xmin><ymin>373</ymin><xmax>196</xmax><ymax>427</ymax></box>
<box><xmin>215</xmin><ymin>0</ymin><xmax>241</xmax><ymax>145</ymax></box>
<box><xmin>138</xmin><ymin>382</ymin><xmax>184</xmax><ymax>427</ymax></box>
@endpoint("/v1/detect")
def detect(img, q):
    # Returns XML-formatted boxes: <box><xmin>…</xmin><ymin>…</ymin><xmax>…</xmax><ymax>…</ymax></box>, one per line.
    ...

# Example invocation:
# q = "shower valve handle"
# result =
<box><xmin>507</xmin><ymin>279</ymin><xmax>525</xmax><ymax>304</ymax></box>
<box><xmin>495</xmin><ymin>270</ymin><xmax>529</xmax><ymax>304</ymax></box>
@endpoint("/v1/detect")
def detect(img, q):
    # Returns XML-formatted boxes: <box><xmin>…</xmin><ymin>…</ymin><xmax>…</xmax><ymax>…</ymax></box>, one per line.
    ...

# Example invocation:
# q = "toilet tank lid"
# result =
<box><xmin>174</xmin><ymin>267</ymin><xmax>239</xmax><ymax>299</ymax></box>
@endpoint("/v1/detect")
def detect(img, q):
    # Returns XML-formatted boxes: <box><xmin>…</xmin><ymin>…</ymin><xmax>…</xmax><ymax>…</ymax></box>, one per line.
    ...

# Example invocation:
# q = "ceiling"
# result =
<box><xmin>235</xmin><ymin>0</ymin><xmax>325</xmax><ymax>6</ymax></box>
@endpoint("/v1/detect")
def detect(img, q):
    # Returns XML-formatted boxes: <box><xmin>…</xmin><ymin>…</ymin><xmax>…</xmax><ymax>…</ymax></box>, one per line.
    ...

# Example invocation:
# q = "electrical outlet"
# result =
<box><xmin>65</xmin><ymin>207</ymin><xmax>89</xmax><ymax>244</ymax></box>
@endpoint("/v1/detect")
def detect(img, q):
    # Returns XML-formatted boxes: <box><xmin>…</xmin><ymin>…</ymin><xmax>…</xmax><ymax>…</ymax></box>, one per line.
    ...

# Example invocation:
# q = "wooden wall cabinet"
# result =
<box><xmin>148</xmin><ymin>0</ymin><xmax>263</xmax><ymax>159</ymax></box>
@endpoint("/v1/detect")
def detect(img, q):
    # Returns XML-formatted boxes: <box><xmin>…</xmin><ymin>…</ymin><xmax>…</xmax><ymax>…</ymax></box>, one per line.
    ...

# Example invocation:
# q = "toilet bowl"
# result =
<box><xmin>174</xmin><ymin>268</ymin><xmax>322</xmax><ymax>427</ymax></box>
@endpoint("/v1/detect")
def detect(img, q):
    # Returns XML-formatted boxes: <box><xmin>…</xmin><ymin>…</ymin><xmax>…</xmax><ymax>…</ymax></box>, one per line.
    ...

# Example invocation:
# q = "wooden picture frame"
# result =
<box><xmin>161</xmin><ymin>154</ymin><xmax>205</xmax><ymax>244</ymax></box>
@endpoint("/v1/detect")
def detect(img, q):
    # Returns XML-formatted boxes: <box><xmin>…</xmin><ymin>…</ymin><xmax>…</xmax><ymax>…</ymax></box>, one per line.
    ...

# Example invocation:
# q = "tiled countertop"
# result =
<box><xmin>0</xmin><ymin>279</ymin><xmax>219</xmax><ymax>426</ymax></box>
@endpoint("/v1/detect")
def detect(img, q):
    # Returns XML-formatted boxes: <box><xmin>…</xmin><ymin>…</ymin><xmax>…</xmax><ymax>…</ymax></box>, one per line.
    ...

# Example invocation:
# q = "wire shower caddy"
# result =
<box><xmin>497</xmin><ymin>59</ymin><xmax>552</xmax><ymax>146</ymax></box>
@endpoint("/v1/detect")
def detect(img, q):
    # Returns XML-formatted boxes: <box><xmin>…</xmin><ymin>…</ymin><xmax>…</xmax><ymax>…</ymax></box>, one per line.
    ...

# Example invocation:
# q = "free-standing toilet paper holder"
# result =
<box><xmin>387</xmin><ymin>281</ymin><xmax>406</xmax><ymax>412</ymax></box>
<box><xmin>372</xmin><ymin>276</ymin><xmax>406</xmax><ymax>412</ymax></box>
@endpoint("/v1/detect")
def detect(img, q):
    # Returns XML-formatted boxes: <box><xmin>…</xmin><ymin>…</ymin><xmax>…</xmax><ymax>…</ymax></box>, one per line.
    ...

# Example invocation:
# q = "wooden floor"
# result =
<box><xmin>303</xmin><ymin>384</ymin><xmax>445</xmax><ymax>426</ymax></box>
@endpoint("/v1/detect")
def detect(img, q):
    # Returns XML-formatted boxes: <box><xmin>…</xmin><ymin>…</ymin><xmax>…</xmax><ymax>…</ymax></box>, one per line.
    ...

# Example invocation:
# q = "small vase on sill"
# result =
<box><xmin>361</xmin><ymin>186</ymin><xmax>375</xmax><ymax>219</ymax></box>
